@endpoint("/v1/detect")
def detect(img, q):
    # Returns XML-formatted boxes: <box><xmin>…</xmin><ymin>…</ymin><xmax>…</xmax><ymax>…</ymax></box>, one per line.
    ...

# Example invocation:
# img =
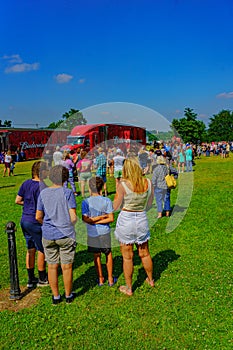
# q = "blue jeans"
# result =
<box><xmin>154</xmin><ymin>188</ymin><xmax>171</xmax><ymax>213</ymax></box>
<box><xmin>186</xmin><ymin>160</ymin><xmax>193</xmax><ymax>172</ymax></box>
<box><xmin>154</xmin><ymin>188</ymin><xmax>167</xmax><ymax>213</ymax></box>
<box><xmin>164</xmin><ymin>189</ymin><xmax>171</xmax><ymax>211</ymax></box>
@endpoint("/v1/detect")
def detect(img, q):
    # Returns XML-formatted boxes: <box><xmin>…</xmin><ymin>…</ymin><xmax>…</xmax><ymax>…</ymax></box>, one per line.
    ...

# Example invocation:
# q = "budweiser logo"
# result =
<box><xmin>20</xmin><ymin>142</ymin><xmax>47</xmax><ymax>150</ymax></box>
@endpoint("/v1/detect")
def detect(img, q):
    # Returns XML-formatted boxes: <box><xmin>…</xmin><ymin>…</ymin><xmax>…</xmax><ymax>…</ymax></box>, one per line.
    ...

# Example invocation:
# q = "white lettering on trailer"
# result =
<box><xmin>20</xmin><ymin>142</ymin><xmax>47</xmax><ymax>150</ymax></box>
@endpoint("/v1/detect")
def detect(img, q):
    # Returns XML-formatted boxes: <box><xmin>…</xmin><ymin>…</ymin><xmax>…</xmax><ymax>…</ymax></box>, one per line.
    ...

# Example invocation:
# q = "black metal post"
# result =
<box><xmin>5</xmin><ymin>221</ymin><xmax>21</xmax><ymax>300</ymax></box>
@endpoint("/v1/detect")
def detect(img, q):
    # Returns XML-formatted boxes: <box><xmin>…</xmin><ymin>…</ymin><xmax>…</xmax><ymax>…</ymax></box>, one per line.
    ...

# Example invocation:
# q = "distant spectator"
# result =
<box><xmin>178</xmin><ymin>149</ymin><xmax>185</xmax><ymax>173</ymax></box>
<box><xmin>3</xmin><ymin>150</ymin><xmax>12</xmax><ymax>177</ymax></box>
<box><xmin>61</xmin><ymin>152</ymin><xmax>78</xmax><ymax>196</ymax></box>
<box><xmin>113</xmin><ymin>150</ymin><xmax>125</xmax><ymax>185</ymax></box>
<box><xmin>185</xmin><ymin>145</ymin><xmax>193</xmax><ymax>172</ymax></box>
<box><xmin>53</xmin><ymin>146</ymin><xmax>63</xmax><ymax>165</ymax></box>
<box><xmin>43</xmin><ymin>150</ymin><xmax>53</xmax><ymax>169</ymax></box>
<box><xmin>95</xmin><ymin>147</ymin><xmax>108</xmax><ymax>196</ymax></box>
<box><xmin>152</xmin><ymin>155</ymin><xmax>169</xmax><ymax>218</ymax></box>
<box><xmin>138</xmin><ymin>146</ymin><xmax>149</xmax><ymax>174</ymax></box>
<box><xmin>76</xmin><ymin>151</ymin><xmax>93</xmax><ymax>197</ymax></box>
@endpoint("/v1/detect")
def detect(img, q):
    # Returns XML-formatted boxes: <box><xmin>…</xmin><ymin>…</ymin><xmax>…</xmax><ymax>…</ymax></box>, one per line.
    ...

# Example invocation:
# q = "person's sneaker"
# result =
<box><xmin>27</xmin><ymin>277</ymin><xmax>39</xmax><ymax>288</ymax></box>
<box><xmin>65</xmin><ymin>292</ymin><xmax>76</xmax><ymax>304</ymax></box>
<box><xmin>37</xmin><ymin>278</ymin><xmax>49</xmax><ymax>287</ymax></box>
<box><xmin>52</xmin><ymin>296</ymin><xmax>62</xmax><ymax>305</ymax></box>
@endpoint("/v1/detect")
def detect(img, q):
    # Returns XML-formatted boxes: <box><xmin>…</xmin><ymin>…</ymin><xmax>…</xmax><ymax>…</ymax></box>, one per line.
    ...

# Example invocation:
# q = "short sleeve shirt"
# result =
<box><xmin>82</xmin><ymin>196</ymin><xmax>113</xmax><ymax>237</ymax></box>
<box><xmin>37</xmin><ymin>187</ymin><xmax>76</xmax><ymax>240</ymax></box>
<box><xmin>95</xmin><ymin>154</ymin><xmax>107</xmax><ymax>176</ymax></box>
<box><xmin>18</xmin><ymin>179</ymin><xmax>47</xmax><ymax>224</ymax></box>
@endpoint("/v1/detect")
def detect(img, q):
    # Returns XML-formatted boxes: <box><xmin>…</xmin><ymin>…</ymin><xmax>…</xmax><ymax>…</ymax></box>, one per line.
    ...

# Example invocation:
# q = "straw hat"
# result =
<box><xmin>156</xmin><ymin>155</ymin><xmax>166</xmax><ymax>165</ymax></box>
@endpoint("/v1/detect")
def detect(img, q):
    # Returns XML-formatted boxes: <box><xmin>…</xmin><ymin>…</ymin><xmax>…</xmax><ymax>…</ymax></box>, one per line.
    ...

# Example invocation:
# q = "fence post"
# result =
<box><xmin>5</xmin><ymin>221</ymin><xmax>21</xmax><ymax>300</ymax></box>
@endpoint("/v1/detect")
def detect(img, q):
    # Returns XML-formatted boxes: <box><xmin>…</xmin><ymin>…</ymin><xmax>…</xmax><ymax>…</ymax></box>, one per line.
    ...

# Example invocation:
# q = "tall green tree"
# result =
<box><xmin>0</xmin><ymin>120</ymin><xmax>12</xmax><ymax>127</ymax></box>
<box><xmin>3</xmin><ymin>120</ymin><xmax>12</xmax><ymax>127</ymax></box>
<box><xmin>171</xmin><ymin>108</ymin><xmax>206</xmax><ymax>144</ymax></box>
<box><xmin>48</xmin><ymin>108</ymin><xmax>87</xmax><ymax>130</ymax></box>
<box><xmin>146</xmin><ymin>131</ymin><xmax>158</xmax><ymax>143</ymax></box>
<box><xmin>207</xmin><ymin>109</ymin><xmax>233</xmax><ymax>141</ymax></box>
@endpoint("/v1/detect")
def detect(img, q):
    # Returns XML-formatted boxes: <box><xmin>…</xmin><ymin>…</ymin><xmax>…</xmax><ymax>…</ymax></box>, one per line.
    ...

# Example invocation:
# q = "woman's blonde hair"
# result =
<box><xmin>122</xmin><ymin>157</ymin><xmax>146</xmax><ymax>193</ymax></box>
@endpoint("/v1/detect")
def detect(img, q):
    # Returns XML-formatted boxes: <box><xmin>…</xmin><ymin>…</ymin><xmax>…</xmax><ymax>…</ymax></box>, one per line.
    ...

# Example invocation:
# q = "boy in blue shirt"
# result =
<box><xmin>82</xmin><ymin>177</ymin><xmax>117</xmax><ymax>286</ymax></box>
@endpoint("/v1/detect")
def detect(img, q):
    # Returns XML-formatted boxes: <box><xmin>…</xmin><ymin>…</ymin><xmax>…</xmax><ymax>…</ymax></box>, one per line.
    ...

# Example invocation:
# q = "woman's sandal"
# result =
<box><xmin>119</xmin><ymin>285</ymin><xmax>133</xmax><ymax>296</ymax></box>
<box><xmin>145</xmin><ymin>277</ymin><xmax>155</xmax><ymax>287</ymax></box>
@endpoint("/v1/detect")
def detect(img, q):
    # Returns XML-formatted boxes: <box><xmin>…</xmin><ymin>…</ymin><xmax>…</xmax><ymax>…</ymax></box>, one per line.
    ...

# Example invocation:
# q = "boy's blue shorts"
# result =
<box><xmin>21</xmin><ymin>220</ymin><xmax>44</xmax><ymax>253</ymax></box>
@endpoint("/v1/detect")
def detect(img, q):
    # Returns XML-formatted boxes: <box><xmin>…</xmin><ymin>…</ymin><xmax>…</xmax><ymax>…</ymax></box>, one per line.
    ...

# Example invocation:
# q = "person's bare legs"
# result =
<box><xmin>48</xmin><ymin>263</ymin><xmax>59</xmax><ymax>297</ymax></box>
<box><xmin>80</xmin><ymin>180</ymin><xmax>85</xmax><ymax>197</ymax></box>
<box><xmin>26</xmin><ymin>248</ymin><xmax>36</xmax><ymax>268</ymax></box>
<box><xmin>104</xmin><ymin>182</ymin><xmax>107</xmax><ymax>196</ymax></box>
<box><xmin>137</xmin><ymin>242</ymin><xmax>154</xmax><ymax>287</ymax></box>
<box><xmin>120</xmin><ymin>244</ymin><xmax>134</xmax><ymax>295</ymax></box>
<box><xmin>61</xmin><ymin>263</ymin><xmax>73</xmax><ymax>297</ymax></box>
<box><xmin>94</xmin><ymin>253</ymin><xmax>104</xmax><ymax>284</ymax></box>
<box><xmin>106</xmin><ymin>252</ymin><xmax>113</xmax><ymax>285</ymax></box>
<box><xmin>37</xmin><ymin>251</ymin><xmax>46</xmax><ymax>271</ymax></box>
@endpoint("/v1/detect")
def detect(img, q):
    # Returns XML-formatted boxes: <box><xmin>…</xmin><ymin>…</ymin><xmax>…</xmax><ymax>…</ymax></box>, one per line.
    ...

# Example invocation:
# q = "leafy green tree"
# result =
<box><xmin>3</xmin><ymin>120</ymin><xmax>12</xmax><ymax>127</ymax></box>
<box><xmin>146</xmin><ymin>131</ymin><xmax>158</xmax><ymax>143</ymax></box>
<box><xmin>171</xmin><ymin>108</ymin><xmax>206</xmax><ymax>144</ymax></box>
<box><xmin>48</xmin><ymin>108</ymin><xmax>87</xmax><ymax>130</ymax></box>
<box><xmin>0</xmin><ymin>120</ymin><xmax>12</xmax><ymax>127</ymax></box>
<box><xmin>207</xmin><ymin>109</ymin><xmax>233</xmax><ymax>141</ymax></box>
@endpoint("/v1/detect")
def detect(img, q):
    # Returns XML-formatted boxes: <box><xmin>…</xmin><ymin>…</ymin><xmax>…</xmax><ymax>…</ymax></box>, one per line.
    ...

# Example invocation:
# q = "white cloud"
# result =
<box><xmin>216</xmin><ymin>92</ymin><xmax>233</xmax><ymax>99</ymax></box>
<box><xmin>5</xmin><ymin>62</ymin><xmax>40</xmax><ymax>73</ymax></box>
<box><xmin>55</xmin><ymin>73</ymin><xmax>73</xmax><ymax>84</ymax></box>
<box><xmin>2</xmin><ymin>54</ymin><xmax>22</xmax><ymax>63</ymax></box>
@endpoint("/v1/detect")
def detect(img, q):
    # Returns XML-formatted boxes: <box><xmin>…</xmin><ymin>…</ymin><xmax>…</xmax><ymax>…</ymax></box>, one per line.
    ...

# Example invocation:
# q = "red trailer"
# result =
<box><xmin>62</xmin><ymin>123</ymin><xmax>146</xmax><ymax>153</ymax></box>
<box><xmin>0</xmin><ymin>128</ymin><xmax>69</xmax><ymax>159</ymax></box>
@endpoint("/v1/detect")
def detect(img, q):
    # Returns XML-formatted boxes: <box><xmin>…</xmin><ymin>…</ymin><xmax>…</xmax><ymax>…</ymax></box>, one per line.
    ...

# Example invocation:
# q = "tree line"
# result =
<box><xmin>3</xmin><ymin>107</ymin><xmax>232</xmax><ymax>144</ymax></box>
<box><xmin>171</xmin><ymin>108</ymin><xmax>233</xmax><ymax>144</ymax></box>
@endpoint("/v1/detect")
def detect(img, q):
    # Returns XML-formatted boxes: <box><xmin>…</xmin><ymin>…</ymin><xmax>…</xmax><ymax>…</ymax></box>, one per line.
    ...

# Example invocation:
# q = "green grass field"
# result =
<box><xmin>0</xmin><ymin>156</ymin><xmax>233</xmax><ymax>349</ymax></box>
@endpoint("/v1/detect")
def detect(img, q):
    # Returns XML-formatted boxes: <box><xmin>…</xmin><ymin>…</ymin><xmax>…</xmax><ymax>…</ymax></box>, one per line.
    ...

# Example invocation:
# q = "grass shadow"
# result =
<box><xmin>73</xmin><ymin>249</ymin><xmax>94</xmax><ymax>270</ymax></box>
<box><xmin>170</xmin><ymin>204</ymin><xmax>188</xmax><ymax>214</ymax></box>
<box><xmin>72</xmin><ymin>265</ymin><xmax>98</xmax><ymax>296</ymax></box>
<box><xmin>0</xmin><ymin>185</ymin><xmax>15</xmax><ymax>189</ymax></box>
<box><xmin>133</xmin><ymin>249</ymin><xmax>180</xmax><ymax>290</ymax></box>
<box><xmin>72</xmin><ymin>252</ymin><xmax>122</xmax><ymax>296</ymax></box>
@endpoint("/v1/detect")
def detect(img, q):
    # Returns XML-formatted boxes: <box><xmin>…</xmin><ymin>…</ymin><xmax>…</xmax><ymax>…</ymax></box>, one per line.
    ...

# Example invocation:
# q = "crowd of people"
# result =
<box><xmin>8</xmin><ymin>138</ymin><xmax>232</xmax><ymax>304</ymax></box>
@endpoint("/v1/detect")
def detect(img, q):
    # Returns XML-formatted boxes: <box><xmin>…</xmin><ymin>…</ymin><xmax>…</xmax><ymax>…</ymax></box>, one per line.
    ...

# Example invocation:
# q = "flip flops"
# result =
<box><xmin>119</xmin><ymin>285</ymin><xmax>133</xmax><ymax>296</ymax></box>
<box><xmin>145</xmin><ymin>277</ymin><xmax>155</xmax><ymax>287</ymax></box>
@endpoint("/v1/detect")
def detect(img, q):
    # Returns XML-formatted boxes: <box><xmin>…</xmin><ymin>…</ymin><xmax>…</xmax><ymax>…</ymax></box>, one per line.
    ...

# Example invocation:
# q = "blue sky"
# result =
<box><xmin>1</xmin><ymin>0</ymin><xmax>233</xmax><ymax>130</ymax></box>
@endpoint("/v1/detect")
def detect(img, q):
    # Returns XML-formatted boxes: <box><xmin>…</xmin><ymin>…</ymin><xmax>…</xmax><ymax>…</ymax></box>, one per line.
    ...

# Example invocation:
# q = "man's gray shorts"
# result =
<box><xmin>42</xmin><ymin>237</ymin><xmax>76</xmax><ymax>264</ymax></box>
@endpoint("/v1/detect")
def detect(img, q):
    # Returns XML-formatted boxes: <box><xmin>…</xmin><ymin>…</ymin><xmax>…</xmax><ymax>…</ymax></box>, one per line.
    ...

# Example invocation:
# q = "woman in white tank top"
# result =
<box><xmin>113</xmin><ymin>157</ymin><xmax>154</xmax><ymax>296</ymax></box>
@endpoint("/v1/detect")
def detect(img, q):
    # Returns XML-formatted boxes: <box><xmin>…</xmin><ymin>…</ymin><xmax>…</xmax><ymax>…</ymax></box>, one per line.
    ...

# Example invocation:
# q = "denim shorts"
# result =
<box><xmin>42</xmin><ymin>237</ymin><xmax>76</xmax><ymax>264</ymax></box>
<box><xmin>114</xmin><ymin>211</ymin><xmax>150</xmax><ymax>245</ymax></box>
<box><xmin>79</xmin><ymin>172</ymin><xmax>92</xmax><ymax>181</ymax></box>
<box><xmin>21</xmin><ymin>220</ymin><xmax>44</xmax><ymax>252</ymax></box>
